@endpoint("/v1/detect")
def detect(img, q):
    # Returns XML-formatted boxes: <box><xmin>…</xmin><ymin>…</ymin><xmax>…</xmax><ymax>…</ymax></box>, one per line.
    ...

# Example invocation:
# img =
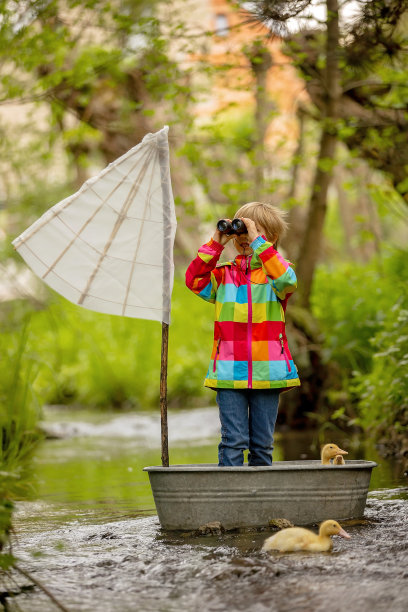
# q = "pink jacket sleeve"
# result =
<box><xmin>185</xmin><ymin>238</ymin><xmax>224</xmax><ymax>304</ymax></box>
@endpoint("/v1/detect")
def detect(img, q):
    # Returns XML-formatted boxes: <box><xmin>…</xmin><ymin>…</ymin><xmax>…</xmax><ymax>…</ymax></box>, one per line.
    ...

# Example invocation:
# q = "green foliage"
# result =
<box><xmin>0</xmin><ymin>326</ymin><xmax>42</xmax><ymax>470</ymax></box>
<box><xmin>317</xmin><ymin>156</ymin><xmax>337</xmax><ymax>173</ymax></box>
<box><xmin>312</xmin><ymin>266</ymin><xmax>383</xmax><ymax>373</ymax></box>
<box><xmin>0</xmin><ymin>326</ymin><xmax>42</xmax><ymax>567</ymax></box>
<box><xmin>311</xmin><ymin>247</ymin><xmax>408</xmax><ymax>433</ymax></box>
<box><xmin>354</xmin><ymin>298</ymin><xmax>408</xmax><ymax>433</ymax></box>
<box><xmin>312</xmin><ymin>248</ymin><xmax>408</xmax><ymax>371</ymax></box>
<box><xmin>0</xmin><ymin>0</ymin><xmax>196</xmax><ymax>193</ymax></box>
<box><xmin>0</xmin><ymin>499</ymin><xmax>13</xmax><ymax>557</ymax></box>
<box><xmin>207</xmin><ymin>109</ymin><xmax>256</xmax><ymax>152</ymax></box>
<box><xmin>1</xmin><ymin>276</ymin><xmax>214</xmax><ymax>411</ymax></box>
<box><xmin>179</xmin><ymin>107</ymin><xmax>274</xmax><ymax>211</ymax></box>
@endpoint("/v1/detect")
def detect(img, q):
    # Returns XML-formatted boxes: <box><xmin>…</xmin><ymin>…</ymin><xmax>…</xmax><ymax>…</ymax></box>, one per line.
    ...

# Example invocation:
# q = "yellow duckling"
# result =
<box><xmin>333</xmin><ymin>454</ymin><xmax>346</xmax><ymax>465</ymax></box>
<box><xmin>321</xmin><ymin>443</ymin><xmax>348</xmax><ymax>465</ymax></box>
<box><xmin>262</xmin><ymin>520</ymin><xmax>351</xmax><ymax>553</ymax></box>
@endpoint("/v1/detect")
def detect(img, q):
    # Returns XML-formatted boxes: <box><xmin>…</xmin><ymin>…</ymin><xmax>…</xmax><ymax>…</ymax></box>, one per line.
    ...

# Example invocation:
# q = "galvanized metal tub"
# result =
<box><xmin>144</xmin><ymin>460</ymin><xmax>377</xmax><ymax>530</ymax></box>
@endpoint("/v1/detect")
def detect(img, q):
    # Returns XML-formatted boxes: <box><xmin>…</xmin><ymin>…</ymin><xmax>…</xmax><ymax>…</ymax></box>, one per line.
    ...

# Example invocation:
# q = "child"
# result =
<box><xmin>185</xmin><ymin>202</ymin><xmax>300</xmax><ymax>467</ymax></box>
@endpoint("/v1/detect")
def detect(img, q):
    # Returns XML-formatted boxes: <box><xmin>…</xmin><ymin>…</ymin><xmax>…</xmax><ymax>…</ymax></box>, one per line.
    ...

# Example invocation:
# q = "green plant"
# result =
<box><xmin>311</xmin><ymin>247</ymin><xmax>408</xmax><ymax>440</ymax></box>
<box><xmin>0</xmin><ymin>326</ymin><xmax>42</xmax><ymax>569</ymax></box>
<box><xmin>311</xmin><ymin>248</ymin><xmax>408</xmax><ymax>374</ymax></box>
<box><xmin>0</xmin><ymin>275</ymin><xmax>215</xmax><ymax>411</ymax></box>
<box><xmin>354</xmin><ymin>298</ymin><xmax>408</xmax><ymax>435</ymax></box>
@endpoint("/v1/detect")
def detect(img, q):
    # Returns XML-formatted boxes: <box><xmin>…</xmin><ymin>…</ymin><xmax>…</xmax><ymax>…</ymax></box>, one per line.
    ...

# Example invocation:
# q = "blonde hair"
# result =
<box><xmin>234</xmin><ymin>202</ymin><xmax>288</xmax><ymax>244</ymax></box>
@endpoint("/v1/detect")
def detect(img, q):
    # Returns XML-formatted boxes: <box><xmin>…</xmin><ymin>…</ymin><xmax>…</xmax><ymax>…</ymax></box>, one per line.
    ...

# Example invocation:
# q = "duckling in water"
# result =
<box><xmin>321</xmin><ymin>443</ymin><xmax>348</xmax><ymax>465</ymax></box>
<box><xmin>333</xmin><ymin>454</ymin><xmax>346</xmax><ymax>465</ymax></box>
<box><xmin>262</xmin><ymin>520</ymin><xmax>351</xmax><ymax>553</ymax></box>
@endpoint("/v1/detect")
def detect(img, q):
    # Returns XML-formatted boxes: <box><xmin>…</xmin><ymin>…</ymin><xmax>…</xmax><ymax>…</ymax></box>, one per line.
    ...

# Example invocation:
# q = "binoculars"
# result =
<box><xmin>217</xmin><ymin>218</ymin><xmax>247</xmax><ymax>235</ymax></box>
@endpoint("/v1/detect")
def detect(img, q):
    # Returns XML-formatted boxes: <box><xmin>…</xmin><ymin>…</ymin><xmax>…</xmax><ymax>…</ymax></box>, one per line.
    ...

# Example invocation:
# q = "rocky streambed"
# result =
<box><xmin>3</xmin><ymin>406</ymin><xmax>408</xmax><ymax>612</ymax></box>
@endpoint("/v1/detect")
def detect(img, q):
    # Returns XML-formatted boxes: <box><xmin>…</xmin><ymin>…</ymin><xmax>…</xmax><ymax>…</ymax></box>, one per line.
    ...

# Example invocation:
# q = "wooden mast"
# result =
<box><xmin>160</xmin><ymin>321</ymin><xmax>169</xmax><ymax>467</ymax></box>
<box><xmin>157</xmin><ymin>126</ymin><xmax>173</xmax><ymax>468</ymax></box>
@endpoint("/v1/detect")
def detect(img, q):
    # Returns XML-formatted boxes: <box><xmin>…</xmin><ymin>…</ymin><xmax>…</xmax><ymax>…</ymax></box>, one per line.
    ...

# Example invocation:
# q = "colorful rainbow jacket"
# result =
<box><xmin>185</xmin><ymin>236</ymin><xmax>300</xmax><ymax>391</ymax></box>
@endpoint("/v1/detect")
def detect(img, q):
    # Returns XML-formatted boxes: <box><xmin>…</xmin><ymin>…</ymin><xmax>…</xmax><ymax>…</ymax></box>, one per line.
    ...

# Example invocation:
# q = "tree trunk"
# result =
<box><xmin>296</xmin><ymin>129</ymin><xmax>337</xmax><ymax>306</ymax></box>
<box><xmin>296</xmin><ymin>0</ymin><xmax>340</xmax><ymax>308</ymax></box>
<box><xmin>247</xmin><ymin>43</ymin><xmax>273</xmax><ymax>200</ymax></box>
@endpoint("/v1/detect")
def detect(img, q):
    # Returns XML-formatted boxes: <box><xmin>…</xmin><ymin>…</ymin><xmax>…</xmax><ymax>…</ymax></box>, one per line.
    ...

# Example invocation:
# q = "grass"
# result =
<box><xmin>0</xmin><ymin>326</ymin><xmax>42</xmax><ymax>569</ymax></box>
<box><xmin>1</xmin><ymin>275</ymin><xmax>216</xmax><ymax>412</ymax></box>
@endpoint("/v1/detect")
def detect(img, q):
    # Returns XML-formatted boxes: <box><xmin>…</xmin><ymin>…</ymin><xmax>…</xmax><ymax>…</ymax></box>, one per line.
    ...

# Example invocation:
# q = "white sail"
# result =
<box><xmin>12</xmin><ymin>126</ymin><xmax>177</xmax><ymax>324</ymax></box>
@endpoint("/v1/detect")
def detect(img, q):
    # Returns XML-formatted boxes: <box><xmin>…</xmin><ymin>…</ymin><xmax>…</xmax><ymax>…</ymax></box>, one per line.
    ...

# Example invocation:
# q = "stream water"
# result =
<box><xmin>6</xmin><ymin>406</ymin><xmax>408</xmax><ymax>612</ymax></box>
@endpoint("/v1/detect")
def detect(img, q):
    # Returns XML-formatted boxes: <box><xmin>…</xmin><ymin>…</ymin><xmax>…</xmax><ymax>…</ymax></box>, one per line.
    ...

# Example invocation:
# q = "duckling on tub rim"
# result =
<box><xmin>321</xmin><ymin>443</ymin><xmax>348</xmax><ymax>465</ymax></box>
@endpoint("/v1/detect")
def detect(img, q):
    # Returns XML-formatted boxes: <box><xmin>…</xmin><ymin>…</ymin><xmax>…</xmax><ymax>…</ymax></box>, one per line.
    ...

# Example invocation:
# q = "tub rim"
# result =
<box><xmin>144</xmin><ymin>460</ymin><xmax>377</xmax><ymax>472</ymax></box>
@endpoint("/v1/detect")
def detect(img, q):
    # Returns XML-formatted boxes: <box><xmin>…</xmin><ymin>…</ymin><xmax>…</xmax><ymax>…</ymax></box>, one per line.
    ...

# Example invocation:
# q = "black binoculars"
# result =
<box><xmin>217</xmin><ymin>219</ymin><xmax>247</xmax><ymax>235</ymax></box>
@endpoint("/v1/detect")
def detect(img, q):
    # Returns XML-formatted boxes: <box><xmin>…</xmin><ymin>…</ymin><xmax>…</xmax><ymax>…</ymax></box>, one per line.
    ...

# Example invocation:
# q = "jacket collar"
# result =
<box><xmin>216</xmin><ymin>236</ymin><xmax>267</xmax><ymax>269</ymax></box>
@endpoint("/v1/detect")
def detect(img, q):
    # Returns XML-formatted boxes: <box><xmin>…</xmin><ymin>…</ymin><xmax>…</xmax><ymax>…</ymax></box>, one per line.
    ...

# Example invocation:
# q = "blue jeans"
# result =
<box><xmin>216</xmin><ymin>388</ymin><xmax>280</xmax><ymax>467</ymax></box>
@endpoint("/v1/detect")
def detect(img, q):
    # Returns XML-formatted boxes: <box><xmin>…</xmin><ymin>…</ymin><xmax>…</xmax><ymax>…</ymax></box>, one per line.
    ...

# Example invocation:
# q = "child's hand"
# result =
<box><xmin>240</xmin><ymin>218</ymin><xmax>261</xmax><ymax>243</ymax></box>
<box><xmin>213</xmin><ymin>220</ymin><xmax>235</xmax><ymax>246</ymax></box>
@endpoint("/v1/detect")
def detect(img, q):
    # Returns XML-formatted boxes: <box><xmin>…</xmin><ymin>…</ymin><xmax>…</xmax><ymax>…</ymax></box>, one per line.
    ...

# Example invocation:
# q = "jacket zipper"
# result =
<box><xmin>213</xmin><ymin>338</ymin><xmax>221</xmax><ymax>373</ymax></box>
<box><xmin>247</xmin><ymin>255</ymin><xmax>253</xmax><ymax>388</ymax></box>
<box><xmin>279</xmin><ymin>333</ymin><xmax>291</xmax><ymax>373</ymax></box>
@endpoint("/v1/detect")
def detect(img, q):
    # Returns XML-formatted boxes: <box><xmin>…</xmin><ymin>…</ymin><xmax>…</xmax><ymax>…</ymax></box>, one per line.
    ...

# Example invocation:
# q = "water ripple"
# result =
<box><xmin>10</xmin><ymin>492</ymin><xmax>408</xmax><ymax>612</ymax></box>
